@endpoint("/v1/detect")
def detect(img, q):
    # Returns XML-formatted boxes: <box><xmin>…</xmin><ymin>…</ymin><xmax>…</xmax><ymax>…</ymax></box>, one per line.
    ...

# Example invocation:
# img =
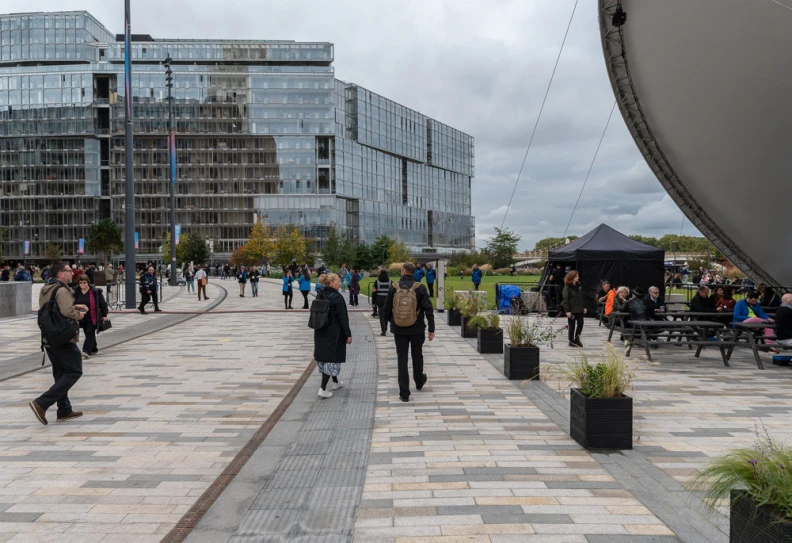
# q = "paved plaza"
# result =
<box><xmin>1</xmin><ymin>280</ymin><xmax>791</xmax><ymax>542</ymax></box>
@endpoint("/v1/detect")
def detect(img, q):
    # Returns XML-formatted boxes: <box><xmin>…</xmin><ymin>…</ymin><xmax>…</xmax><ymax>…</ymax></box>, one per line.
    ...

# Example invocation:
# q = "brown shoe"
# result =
<box><xmin>56</xmin><ymin>411</ymin><xmax>83</xmax><ymax>422</ymax></box>
<box><xmin>29</xmin><ymin>400</ymin><xmax>47</xmax><ymax>426</ymax></box>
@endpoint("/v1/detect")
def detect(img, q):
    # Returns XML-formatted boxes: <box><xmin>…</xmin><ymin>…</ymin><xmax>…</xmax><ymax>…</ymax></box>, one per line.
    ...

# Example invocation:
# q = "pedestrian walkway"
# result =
<box><xmin>1</xmin><ymin>278</ymin><xmax>789</xmax><ymax>541</ymax></box>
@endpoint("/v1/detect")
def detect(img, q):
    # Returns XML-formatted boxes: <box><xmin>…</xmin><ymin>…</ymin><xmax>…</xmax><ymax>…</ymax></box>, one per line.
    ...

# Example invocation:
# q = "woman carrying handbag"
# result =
<box><xmin>72</xmin><ymin>274</ymin><xmax>109</xmax><ymax>358</ymax></box>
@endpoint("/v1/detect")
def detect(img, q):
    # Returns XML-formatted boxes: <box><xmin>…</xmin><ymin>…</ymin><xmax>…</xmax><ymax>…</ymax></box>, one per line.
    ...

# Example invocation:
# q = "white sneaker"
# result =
<box><xmin>317</xmin><ymin>388</ymin><xmax>333</xmax><ymax>399</ymax></box>
<box><xmin>331</xmin><ymin>380</ymin><xmax>344</xmax><ymax>390</ymax></box>
<box><xmin>81</xmin><ymin>352</ymin><xmax>90</xmax><ymax>360</ymax></box>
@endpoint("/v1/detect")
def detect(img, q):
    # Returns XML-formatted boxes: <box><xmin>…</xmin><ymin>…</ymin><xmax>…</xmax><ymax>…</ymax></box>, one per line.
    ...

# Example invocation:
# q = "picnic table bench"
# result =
<box><xmin>626</xmin><ymin>320</ymin><xmax>730</xmax><ymax>365</ymax></box>
<box><xmin>725</xmin><ymin>321</ymin><xmax>792</xmax><ymax>370</ymax></box>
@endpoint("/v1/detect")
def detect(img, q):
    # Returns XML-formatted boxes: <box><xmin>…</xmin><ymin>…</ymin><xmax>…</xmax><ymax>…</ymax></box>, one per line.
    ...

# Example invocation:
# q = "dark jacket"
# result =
<box><xmin>628</xmin><ymin>297</ymin><xmax>651</xmax><ymax>322</ymax></box>
<box><xmin>73</xmin><ymin>285</ymin><xmax>108</xmax><ymax>330</ymax></box>
<box><xmin>383</xmin><ymin>274</ymin><xmax>435</xmax><ymax>335</ymax></box>
<box><xmin>313</xmin><ymin>287</ymin><xmax>352</xmax><ymax>363</ymax></box>
<box><xmin>139</xmin><ymin>272</ymin><xmax>157</xmax><ymax>293</ymax></box>
<box><xmin>613</xmin><ymin>296</ymin><xmax>629</xmax><ymax>314</ymax></box>
<box><xmin>236</xmin><ymin>271</ymin><xmax>248</xmax><ymax>284</ymax></box>
<box><xmin>349</xmin><ymin>272</ymin><xmax>361</xmax><ymax>295</ymax></box>
<box><xmin>373</xmin><ymin>272</ymin><xmax>391</xmax><ymax>308</ymax></box>
<box><xmin>562</xmin><ymin>283</ymin><xmax>585</xmax><ymax>314</ymax></box>
<box><xmin>690</xmin><ymin>294</ymin><xmax>717</xmax><ymax>313</ymax></box>
<box><xmin>249</xmin><ymin>270</ymin><xmax>260</xmax><ymax>283</ymax></box>
<box><xmin>471</xmin><ymin>268</ymin><xmax>482</xmax><ymax>285</ymax></box>
<box><xmin>775</xmin><ymin>304</ymin><xmax>792</xmax><ymax>341</ymax></box>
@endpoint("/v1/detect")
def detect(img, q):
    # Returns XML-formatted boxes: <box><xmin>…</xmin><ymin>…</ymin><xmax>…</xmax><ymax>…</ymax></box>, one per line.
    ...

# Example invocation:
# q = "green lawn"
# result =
<box><xmin>358</xmin><ymin>274</ymin><xmax>542</xmax><ymax>309</ymax></box>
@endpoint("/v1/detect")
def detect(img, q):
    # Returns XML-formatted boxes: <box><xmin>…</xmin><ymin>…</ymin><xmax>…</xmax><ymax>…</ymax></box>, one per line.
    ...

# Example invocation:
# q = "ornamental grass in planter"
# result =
<box><xmin>552</xmin><ymin>346</ymin><xmax>635</xmax><ymax>450</ymax></box>
<box><xmin>689</xmin><ymin>426</ymin><xmax>792</xmax><ymax>542</ymax></box>
<box><xmin>503</xmin><ymin>314</ymin><xmax>560</xmax><ymax>380</ymax></box>
<box><xmin>444</xmin><ymin>290</ymin><xmax>462</xmax><ymax>327</ymax></box>
<box><xmin>459</xmin><ymin>292</ymin><xmax>485</xmax><ymax>339</ymax></box>
<box><xmin>468</xmin><ymin>313</ymin><xmax>503</xmax><ymax>354</ymax></box>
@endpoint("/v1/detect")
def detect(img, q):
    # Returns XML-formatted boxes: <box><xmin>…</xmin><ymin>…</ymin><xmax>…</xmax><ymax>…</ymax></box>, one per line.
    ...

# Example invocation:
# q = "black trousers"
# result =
<box><xmin>284</xmin><ymin>289</ymin><xmax>293</xmax><ymax>308</ymax></box>
<box><xmin>350</xmin><ymin>293</ymin><xmax>358</xmax><ymax>305</ymax></box>
<box><xmin>378</xmin><ymin>307</ymin><xmax>388</xmax><ymax>334</ymax></box>
<box><xmin>394</xmin><ymin>333</ymin><xmax>425</xmax><ymax>399</ymax></box>
<box><xmin>427</xmin><ymin>282</ymin><xmax>434</xmax><ymax>298</ymax></box>
<box><xmin>301</xmin><ymin>290</ymin><xmax>310</xmax><ymax>309</ymax></box>
<box><xmin>568</xmin><ymin>313</ymin><xmax>584</xmax><ymax>342</ymax></box>
<box><xmin>36</xmin><ymin>342</ymin><xmax>83</xmax><ymax>418</ymax></box>
<box><xmin>80</xmin><ymin>323</ymin><xmax>97</xmax><ymax>354</ymax></box>
<box><xmin>138</xmin><ymin>290</ymin><xmax>150</xmax><ymax>311</ymax></box>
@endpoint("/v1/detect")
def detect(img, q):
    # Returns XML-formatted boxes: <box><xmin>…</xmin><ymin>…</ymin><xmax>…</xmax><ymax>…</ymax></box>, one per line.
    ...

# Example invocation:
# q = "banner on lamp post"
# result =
<box><xmin>175</xmin><ymin>224</ymin><xmax>181</xmax><ymax>245</ymax></box>
<box><xmin>78</xmin><ymin>238</ymin><xmax>85</xmax><ymax>254</ymax></box>
<box><xmin>24</xmin><ymin>241</ymin><xmax>30</xmax><ymax>255</ymax></box>
<box><xmin>134</xmin><ymin>232</ymin><xmax>139</xmax><ymax>249</ymax></box>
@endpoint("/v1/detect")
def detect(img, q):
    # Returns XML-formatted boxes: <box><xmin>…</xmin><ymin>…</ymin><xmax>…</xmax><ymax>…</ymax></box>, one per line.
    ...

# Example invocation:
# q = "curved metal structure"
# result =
<box><xmin>598</xmin><ymin>0</ymin><xmax>792</xmax><ymax>285</ymax></box>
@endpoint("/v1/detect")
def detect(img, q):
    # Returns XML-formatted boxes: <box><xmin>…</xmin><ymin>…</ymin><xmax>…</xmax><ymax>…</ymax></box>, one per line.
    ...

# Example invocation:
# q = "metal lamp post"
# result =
<box><xmin>164</xmin><ymin>54</ymin><xmax>177</xmax><ymax>286</ymax></box>
<box><xmin>123</xmin><ymin>0</ymin><xmax>137</xmax><ymax>309</ymax></box>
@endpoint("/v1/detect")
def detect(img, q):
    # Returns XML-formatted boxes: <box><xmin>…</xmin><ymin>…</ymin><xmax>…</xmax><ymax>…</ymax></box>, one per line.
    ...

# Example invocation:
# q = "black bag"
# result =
<box><xmin>37</xmin><ymin>286</ymin><xmax>80</xmax><ymax>349</ymax></box>
<box><xmin>99</xmin><ymin>319</ymin><xmax>112</xmax><ymax>332</ymax></box>
<box><xmin>308</xmin><ymin>293</ymin><xmax>331</xmax><ymax>330</ymax></box>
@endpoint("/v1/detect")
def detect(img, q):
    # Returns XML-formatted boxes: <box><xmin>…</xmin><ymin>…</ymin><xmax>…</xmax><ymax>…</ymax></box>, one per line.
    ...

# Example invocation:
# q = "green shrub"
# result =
<box><xmin>553</xmin><ymin>345</ymin><xmax>634</xmax><ymax>399</ymax></box>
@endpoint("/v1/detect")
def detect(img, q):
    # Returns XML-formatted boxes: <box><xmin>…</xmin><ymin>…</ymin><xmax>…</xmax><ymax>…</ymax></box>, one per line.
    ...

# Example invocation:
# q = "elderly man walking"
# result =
<box><xmin>29</xmin><ymin>262</ymin><xmax>88</xmax><ymax>425</ymax></box>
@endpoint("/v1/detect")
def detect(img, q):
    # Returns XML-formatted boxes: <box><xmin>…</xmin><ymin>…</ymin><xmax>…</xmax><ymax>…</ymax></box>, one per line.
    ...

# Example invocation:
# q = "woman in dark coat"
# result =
<box><xmin>314</xmin><ymin>273</ymin><xmax>352</xmax><ymax>398</ymax></box>
<box><xmin>73</xmin><ymin>274</ymin><xmax>109</xmax><ymax>358</ymax></box>
<box><xmin>348</xmin><ymin>268</ymin><xmax>361</xmax><ymax>306</ymax></box>
<box><xmin>561</xmin><ymin>270</ymin><xmax>587</xmax><ymax>348</ymax></box>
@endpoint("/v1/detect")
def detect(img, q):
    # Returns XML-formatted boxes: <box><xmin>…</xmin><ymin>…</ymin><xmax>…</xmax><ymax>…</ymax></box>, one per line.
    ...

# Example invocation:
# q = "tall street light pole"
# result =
<box><xmin>165</xmin><ymin>54</ymin><xmax>177</xmax><ymax>286</ymax></box>
<box><xmin>123</xmin><ymin>0</ymin><xmax>137</xmax><ymax>309</ymax></box>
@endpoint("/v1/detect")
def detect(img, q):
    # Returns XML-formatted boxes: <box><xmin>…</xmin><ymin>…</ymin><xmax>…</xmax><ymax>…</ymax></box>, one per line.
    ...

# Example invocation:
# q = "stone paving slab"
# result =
<box><xmin>351</xmin><ymin>313</ymin><xmax>676</xmax><ymax>542</ymax></box>
<box><xmin>0</xmin><ymin>280</ymin><xmax>315</xmax><ymax>541</ymax></box>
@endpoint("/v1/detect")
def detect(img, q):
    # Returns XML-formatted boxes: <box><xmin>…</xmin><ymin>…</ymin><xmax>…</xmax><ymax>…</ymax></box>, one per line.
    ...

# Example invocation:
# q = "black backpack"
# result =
<box><xmin>38</xmin><ymin>286</ymin><xmax>80</xmax><ymax>350</ymax></box>
<box><xmin>308</xmin><ymin>291</ymin><xmax>331</xmax><ymax>330</ymax></box>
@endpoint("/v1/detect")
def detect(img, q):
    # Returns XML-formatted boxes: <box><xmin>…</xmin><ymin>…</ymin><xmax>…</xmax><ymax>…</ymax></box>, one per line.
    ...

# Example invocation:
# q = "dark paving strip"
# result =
<box><xmin>182</xmin><ymin>314</ymin><xmax>377</xmax><ymax>543</ymax></box>
<box><xmin>0</xmin><ymin>284</ymin><xmax>226</xmax><ymax>382</ymax></box>
<box><xmin>461</xmin><ymin>314</ymin><xmax>725</xmax><ymax>543</ymax></box>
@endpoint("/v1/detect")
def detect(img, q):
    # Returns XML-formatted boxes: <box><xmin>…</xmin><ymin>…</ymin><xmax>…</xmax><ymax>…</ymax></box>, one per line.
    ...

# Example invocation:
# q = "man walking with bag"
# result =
<box><xmin>383</xmin><ymin>262</ymin><xmax>435</xmax><ymax>402</ymax></box>
<box><xmin>195</xmin><ymin>265</ymin><xmax>208</xmax><ymax>301</ymax></box>
<box><xmin>29</xmin><ymin>262</ymin><xmax>87</xmax><ymax>425</ymax></box>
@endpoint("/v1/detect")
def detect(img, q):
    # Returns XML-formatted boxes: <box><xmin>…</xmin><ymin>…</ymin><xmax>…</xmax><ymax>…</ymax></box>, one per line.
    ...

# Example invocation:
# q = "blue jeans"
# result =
<box><xmin>251</xmin><ymin>282</ymin><xmax>259</xmax><ymax>297</ymax></box>
<box><xmin>186</xmin><ymin>278</ymin><xmax>195</xmax><ymax>293</ymax></box>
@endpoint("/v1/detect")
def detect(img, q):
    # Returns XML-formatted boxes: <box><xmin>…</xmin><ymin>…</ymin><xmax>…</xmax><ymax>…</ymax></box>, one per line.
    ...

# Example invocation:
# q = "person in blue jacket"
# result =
<box><xmin>298</xmin><ymin>268</ymin><xmax>312</xmax><ymax>309</ymax></box>
<box><xmin>282</xmin><ymin>269</ymin><xmax>295</xmax><ymax>309</ymax></box>
<box><xmin>425</xmin><ymin>263</ymin><xmax>437</xmax><ymax>298</ymax></box>
<box><xmin>471</xmin><ymin>263</ymin><xmax>483</xmax><ymax>291</ymax></box>
<box><xmin>414</xmin><ymin>264</ymin><xmax>424</xmax><ymax>283</ymax></box>
<box><xmin>733</xmin><ymin>290</ymin><xmax>776</xmax><ymax>349</ymax></box>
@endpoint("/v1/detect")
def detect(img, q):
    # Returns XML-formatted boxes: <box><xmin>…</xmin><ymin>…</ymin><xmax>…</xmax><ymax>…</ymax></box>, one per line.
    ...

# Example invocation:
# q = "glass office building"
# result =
<box><xmin>0</xmin><ymin>11</ymin><xmax>474</xmax><ymax>261</ymax></box>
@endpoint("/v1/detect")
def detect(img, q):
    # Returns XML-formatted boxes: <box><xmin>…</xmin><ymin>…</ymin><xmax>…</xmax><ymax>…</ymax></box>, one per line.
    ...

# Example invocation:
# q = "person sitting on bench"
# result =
<box><xmin>734</xmin><ymin>290</ymin><xmax>776</xmax><ymax>351</ymax></box>
<box><xmin>775</xmin><ymin>293</ymin><xmax>792</xmax><ymax>347</ymax></box>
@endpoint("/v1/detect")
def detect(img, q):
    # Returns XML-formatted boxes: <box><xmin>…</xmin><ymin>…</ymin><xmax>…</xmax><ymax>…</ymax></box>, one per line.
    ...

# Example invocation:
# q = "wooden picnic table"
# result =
<box><xmin>726</xmin><ymin>321</ymin><xmax>779</xmax><ymax>370</ymax></box>
<box><xmin>625</xmin><ymin>320</ymin><xmax>729</xmax><ymax>365</ymax></box>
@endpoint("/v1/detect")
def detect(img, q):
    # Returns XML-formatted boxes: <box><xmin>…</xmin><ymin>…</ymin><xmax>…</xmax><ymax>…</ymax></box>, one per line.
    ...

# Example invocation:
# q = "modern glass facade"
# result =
<box><xmin>0</xmin><ymin>10</ymin><xmax>474</xmax><ymax>261</ymax></box>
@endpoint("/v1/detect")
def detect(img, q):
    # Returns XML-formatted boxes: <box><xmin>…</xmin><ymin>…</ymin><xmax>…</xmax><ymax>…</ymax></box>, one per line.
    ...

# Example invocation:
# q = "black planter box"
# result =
<box><xmin>460</xmin><ymin>316</ymin><xmax>480</xmax><ymax>338</ymax></box>
<box><xmin>477</xmin><ymin>328</ymin><xmax>503</xmax><ymax>354</ymax></box>
<box><xmin>569</xmin><ymin>388</ymin><xmax>632</xmax><ymax>450</ymax></box>
<box><xmin>504</xmin><ymin>344</ymin><xmax>540</xmax><ymax>380</ymax></box>
<box><xmin>447</xmin><ymin>308</ymin><xmax>462</xmax><ymax>327</ymax></box>
<box><xmin>730</xmin><ymin>489</ymin><xmax>792</xmax><ymax>542</ymax></box>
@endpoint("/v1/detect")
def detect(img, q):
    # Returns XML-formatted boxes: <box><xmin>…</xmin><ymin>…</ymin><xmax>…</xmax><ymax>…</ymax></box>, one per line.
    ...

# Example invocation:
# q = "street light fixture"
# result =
<box><xmin>164</xmin><ymin>54</ymin><xmax>177</xmax><ymax>286</ymax></box>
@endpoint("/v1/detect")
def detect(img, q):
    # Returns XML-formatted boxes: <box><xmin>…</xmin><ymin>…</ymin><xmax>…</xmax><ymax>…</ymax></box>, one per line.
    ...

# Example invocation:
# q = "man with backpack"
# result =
<box><xmin>383</xmin><ymin>262</ymin><xmax>435</xmax><ymax>402</ymax></box>
<box><xmin>29</xmin><ymin>262</ymin><xmax>88</xmax><ymax>425</ymax></box>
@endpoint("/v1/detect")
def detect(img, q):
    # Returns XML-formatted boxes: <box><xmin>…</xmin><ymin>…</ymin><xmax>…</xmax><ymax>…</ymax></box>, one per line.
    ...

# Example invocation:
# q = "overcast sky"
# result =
<box><xmin>36</xmin><ymin>0</ymin><xmax>699</xmax><ymax>251</ymax></box>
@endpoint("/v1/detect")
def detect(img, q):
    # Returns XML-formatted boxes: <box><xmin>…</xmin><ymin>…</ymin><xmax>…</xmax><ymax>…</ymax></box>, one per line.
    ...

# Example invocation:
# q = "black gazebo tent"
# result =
<box><xmin>547</xmin><ymin>224</ymin><xmax>665</xmax><ymax>315</ymax></box>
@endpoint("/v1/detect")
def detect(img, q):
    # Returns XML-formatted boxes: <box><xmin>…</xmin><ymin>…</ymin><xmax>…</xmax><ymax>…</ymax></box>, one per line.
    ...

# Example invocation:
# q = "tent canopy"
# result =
<box><xmin>549</xmin><ymin>224</ymin><xmax>664</xmax><ymax>262</ymax></box>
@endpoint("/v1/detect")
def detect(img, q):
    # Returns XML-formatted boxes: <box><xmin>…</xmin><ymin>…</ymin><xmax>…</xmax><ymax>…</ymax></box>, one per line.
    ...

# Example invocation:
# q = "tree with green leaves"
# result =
<box><xmin>0</xmin><ymin>226</ymin><xmax>8</xmax><ymax>262</ymax></box>
<box><xmin>532</xmin><ymin>236</ymin><xmax>578</xmax><ymax>252</ymax></box>
<box><xmin>351</xmin><ymin>242</ymin><xmax>378</xmax><ymax>271</ymax></box>
<box><xmin>272</xmin><ymin>225</ymin><xmax>307</xmax><ymax>267</ymax></box>
<box><xmin>245</xmin><ymin>222</ymin><xmax>274</xmax><ymax>265</ymax></box>
<box><xmin>322</xmin><ymin>225</ymin><xmax>345</xmax><ymax>267</ymax></box>
<box><xmin>86</xmin><ymin>218</ymin><xmax>123</xmax><ymax>265</ymax></box>
<box><xmin>485</xmin><ymin>228</ymin><xmax>521</xmax><ymax>269</ymax></box>
<box><xmin>43</xmin><ymin>243</ymin><xmax>62</xmax><ymax>265</ymax></box>
<box><xmin>388</xmin><ymin>239</ymin><xmax>412</xmax><ymax>265</ymax></box>
<box><xmin>370</xmin><ymin>235</ymin><xmax>393</xmax><ymax>266</ymax></box>
<box><xmin>179</xmin><ymin>233</ymin><xmax>211</xmax><ymax>265</ymax></box>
